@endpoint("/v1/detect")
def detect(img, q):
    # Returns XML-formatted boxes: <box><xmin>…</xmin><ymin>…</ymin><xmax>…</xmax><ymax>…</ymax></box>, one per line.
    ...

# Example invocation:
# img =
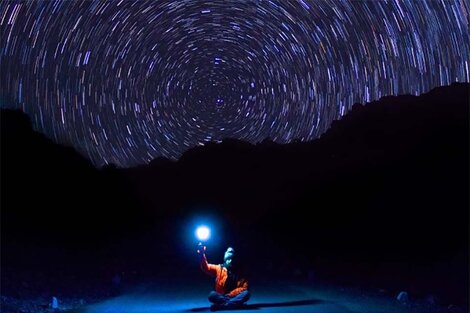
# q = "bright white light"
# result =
<box><xmin>196</xmin><ymin>226</ymin><xmax>210</xmax><ymax>241</ymax></box>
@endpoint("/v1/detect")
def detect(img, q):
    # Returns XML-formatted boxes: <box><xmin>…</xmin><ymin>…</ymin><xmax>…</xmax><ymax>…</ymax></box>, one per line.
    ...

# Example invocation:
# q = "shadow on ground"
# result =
<box><xmin>189</xmin><ymin>299</ymin><xmax>324</xmax><ymax>311</ymax></box>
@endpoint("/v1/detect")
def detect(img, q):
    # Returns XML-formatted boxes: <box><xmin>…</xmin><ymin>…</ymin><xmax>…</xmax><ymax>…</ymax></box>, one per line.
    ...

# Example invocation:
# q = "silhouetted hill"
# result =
<box><xmin>2</xmin><ymin>83</ymin><xmax>468</xmax><ymax>251</ymax></box>
<box><xmin>0</xmin><ymin>109</ymin><xmax>149</xmax><ymax>249</ymax></box>
<box><xmin>123</xmin><ymin>83</ymin><xmax>468</xmax><ymax>243</ymax></box>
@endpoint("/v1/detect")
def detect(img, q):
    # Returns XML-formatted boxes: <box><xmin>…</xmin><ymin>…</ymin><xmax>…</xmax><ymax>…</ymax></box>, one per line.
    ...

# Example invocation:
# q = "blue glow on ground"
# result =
<box><xmin>78</xmin><ymin>281</ymin><xmax>423</xmax><ymax>313</ymax></box>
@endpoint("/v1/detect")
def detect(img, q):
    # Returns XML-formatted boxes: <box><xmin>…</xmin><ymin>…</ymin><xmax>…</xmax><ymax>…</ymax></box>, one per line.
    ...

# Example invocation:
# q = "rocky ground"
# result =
<box><xmin>1</xmin><ymin>272</ymin><xmax>467</xmax><ymax>313</ymax></box>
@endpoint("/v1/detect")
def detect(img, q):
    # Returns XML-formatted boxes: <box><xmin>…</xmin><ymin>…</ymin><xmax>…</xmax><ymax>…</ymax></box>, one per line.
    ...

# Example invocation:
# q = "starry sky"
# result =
<box><xmin>0</xmin><ymin>0</ymin><xmax>469</xmax><ymax>167</ymax></box>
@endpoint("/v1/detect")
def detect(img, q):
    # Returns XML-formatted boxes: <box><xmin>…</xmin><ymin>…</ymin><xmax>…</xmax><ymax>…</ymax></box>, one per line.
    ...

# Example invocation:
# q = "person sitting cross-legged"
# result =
<box><xmin>197</xmin><ymin>244</ymin><xmax>250</xmax><ymax>310</ymax></box>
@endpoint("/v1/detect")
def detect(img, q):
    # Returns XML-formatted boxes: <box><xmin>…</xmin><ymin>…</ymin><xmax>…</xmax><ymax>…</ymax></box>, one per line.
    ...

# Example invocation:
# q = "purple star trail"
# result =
<box><xmin>1</xmin><ymin>0</ymin><xmax>469</xmax><ymax>167</ymax></box>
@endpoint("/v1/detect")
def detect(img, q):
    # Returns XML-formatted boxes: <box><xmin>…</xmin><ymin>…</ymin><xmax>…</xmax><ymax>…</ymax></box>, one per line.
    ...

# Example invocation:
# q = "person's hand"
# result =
<box><xmin>197</xmin><ymin>242</ymin><xmax>206</xmax><ymax>255</ymax></box>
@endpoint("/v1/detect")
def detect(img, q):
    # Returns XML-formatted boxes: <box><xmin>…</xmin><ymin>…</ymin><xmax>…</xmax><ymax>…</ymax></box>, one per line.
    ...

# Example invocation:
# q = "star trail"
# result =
<box><xmin>1</xmin><ymin>0</ymin><xmax>469</xmax><ymax>167</ymax></box>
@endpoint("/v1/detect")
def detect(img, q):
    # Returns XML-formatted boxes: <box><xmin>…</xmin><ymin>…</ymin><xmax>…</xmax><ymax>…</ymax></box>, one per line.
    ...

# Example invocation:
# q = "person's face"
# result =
<box><xmin>224</xmin><ymin>247</ymin><xmax>235</xmax><ymax>267</ymax></box>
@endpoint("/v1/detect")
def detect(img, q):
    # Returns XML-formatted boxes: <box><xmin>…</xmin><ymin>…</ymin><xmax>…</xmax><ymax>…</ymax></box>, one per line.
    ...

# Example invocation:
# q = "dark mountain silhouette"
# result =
<box><xmin>0</xmin><ymin>110</ymin><xmax>150</xmax><ymax>248</ymax></box>
<box><xmin>1</xmin><ymin>82</ymin><xmax>468</xmax><ymax>306</ymax></box>
<box><xmin>122</xmin><ymin>83</ymin><xmax>468</xmax><ymax>250</ymax></box>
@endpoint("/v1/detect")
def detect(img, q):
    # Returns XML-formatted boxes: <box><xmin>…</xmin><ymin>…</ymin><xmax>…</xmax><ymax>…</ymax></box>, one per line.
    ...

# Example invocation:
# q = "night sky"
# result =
<box><xmin>0</xmin><ymin>0</ymin><xmax>469</xmax><ymax>167</ymax></box>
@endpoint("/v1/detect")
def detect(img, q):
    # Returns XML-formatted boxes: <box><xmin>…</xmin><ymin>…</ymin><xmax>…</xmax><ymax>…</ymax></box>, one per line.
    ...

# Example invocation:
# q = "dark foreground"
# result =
<box><xmin>1</xmin><ymin>272</ymin><xmax>467</xmax><ymax>313</ymax></box>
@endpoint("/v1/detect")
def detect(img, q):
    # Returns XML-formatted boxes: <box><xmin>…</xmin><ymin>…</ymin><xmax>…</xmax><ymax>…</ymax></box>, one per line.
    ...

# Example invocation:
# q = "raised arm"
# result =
<box><xmin>197</xmin><ymin>244</ymin><xmax>218</xmax><ymax>276</ymax></box>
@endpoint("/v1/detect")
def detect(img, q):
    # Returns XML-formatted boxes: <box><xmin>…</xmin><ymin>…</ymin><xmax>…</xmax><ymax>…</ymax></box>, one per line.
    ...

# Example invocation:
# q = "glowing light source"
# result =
<box><xmin>196</xmin><ymin>225</ymin><xmax>210</xmax><ymax>241</ymax></box>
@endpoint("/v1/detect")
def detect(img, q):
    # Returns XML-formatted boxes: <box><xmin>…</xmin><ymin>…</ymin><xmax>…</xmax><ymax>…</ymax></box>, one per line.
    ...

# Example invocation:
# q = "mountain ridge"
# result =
<box><xmin>3</xmin><ymin>82</ymin><xmax>467</xmax><ymax>170</ymax></box>
<box><xmin>1</xmin><ymin>82</ymin><xmax>468</xmax><ymax>244</ymax></box>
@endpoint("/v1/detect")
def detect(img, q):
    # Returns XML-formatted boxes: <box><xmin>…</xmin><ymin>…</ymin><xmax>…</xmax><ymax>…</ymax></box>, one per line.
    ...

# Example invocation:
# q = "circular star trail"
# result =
<box><xmin>1</xmin><ymin>0</ymin><xmax>469</xmax><ymax>167</ymax></box>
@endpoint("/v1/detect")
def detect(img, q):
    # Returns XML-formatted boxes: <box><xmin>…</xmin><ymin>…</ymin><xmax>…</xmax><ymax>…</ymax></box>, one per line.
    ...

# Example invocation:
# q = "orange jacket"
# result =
<box><xmin>199</xmin><ymin>253</ymin><xmax>249</xmax><ymax>297</ymax></box>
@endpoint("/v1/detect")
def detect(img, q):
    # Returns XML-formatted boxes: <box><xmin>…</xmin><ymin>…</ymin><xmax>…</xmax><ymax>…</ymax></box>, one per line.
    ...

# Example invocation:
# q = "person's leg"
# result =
<box><xmin>225</xmin><ymin>290</ymin><xmax>251</xmax><ymax>306</ymax></box>
<box><xmin>208</xmin><ymin>291</ymin><xmax>228</xmax><ymax>305</ymax></box>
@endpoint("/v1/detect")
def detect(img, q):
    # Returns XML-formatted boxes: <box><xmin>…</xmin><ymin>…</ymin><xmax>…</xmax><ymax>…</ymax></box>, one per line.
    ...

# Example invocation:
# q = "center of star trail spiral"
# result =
<box><xmin>0</xmin><ymin>0</ymin><xmax>469</xmax><ymax>167</ymax></box>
